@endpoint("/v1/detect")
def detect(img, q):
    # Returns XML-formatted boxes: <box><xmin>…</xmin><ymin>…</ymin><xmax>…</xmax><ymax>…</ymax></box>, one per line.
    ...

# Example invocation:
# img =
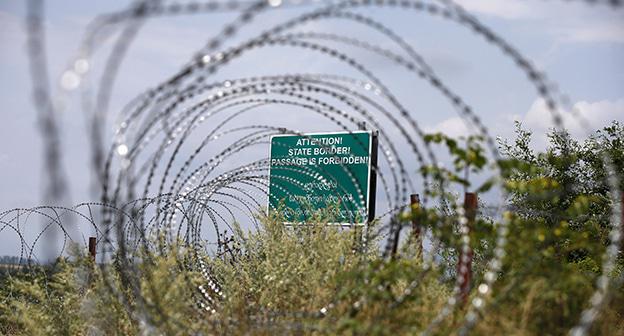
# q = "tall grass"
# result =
<box><xmin>0</xmin><ymin>211</ymin><xmax>622</xmax><ymax>335</ymax></box>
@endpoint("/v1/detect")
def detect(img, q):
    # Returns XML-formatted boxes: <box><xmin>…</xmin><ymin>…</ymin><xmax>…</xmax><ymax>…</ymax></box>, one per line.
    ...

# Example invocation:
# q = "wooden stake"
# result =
<box><xmin>458</xmin><ymin>192</ymin><xmax>477</xmax><ymax>305</ymax></box>
<box><xmin>390</xmin><ymin>194</ymin><xmax>421</xmax><ymax>259</ymax></box>
<box><xmin>88</xmin><ymin>236</ymin><xmax>96</xmax><ymax>262</ymax></box>
<box><xmin>411</xmin><ymin>194</ymin><xmax>422</xmax><ymax>260</ymax></box>
<box><xmin>619</xmin><ymin>195</ymin><xmax>624</xmax><ymax>253</ymax></box>
<box><xmin>390</xmin><ymin>220</ymin><xmax>401</xmax><ymax>259</ymax></box>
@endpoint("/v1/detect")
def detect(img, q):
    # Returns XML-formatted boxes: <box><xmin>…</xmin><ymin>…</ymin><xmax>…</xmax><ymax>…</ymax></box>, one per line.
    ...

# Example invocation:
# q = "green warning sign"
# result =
<box><xmin>268</xmin><ymin>131</ymin><xmax>375</xmax><ymax>225</ymax></box>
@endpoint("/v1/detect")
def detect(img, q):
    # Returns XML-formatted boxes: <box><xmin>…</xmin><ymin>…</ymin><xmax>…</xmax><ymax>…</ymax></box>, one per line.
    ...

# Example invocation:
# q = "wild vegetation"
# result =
<box><xmin>1</xmin><ymin>122</ymin><xmax>623</xmax><ymax>335</ymax></box>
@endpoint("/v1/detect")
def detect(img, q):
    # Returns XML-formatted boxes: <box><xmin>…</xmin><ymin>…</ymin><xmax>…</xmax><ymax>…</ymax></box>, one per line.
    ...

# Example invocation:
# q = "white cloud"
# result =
<box><xmin>452</xmin><ymin>0</ymin><xmax>533</xmax><ymax>20</ymax></box>
<box><xmin>517</xmin><ymin>97</ymin><xmax>624</xmax><ymax>148</ymax></box>
<box><xmin>429</xmin><ymin>98</ymin><xmax>623</xmax><ymax>151</ymax></box>
<box><xmin>452</xmin><ymin>0</ymin><xmax>624</xmax><ymax>44</ymax></box>
<box><xmin>425</xmin><ymin>116</ymin><xmax>472</xmax><ymax>138</ymax></box>
<box><xmin>524</xmin><ymin>98</ymin><xmax>623</xmax><ymax>134</ymax></box>
<box><xmin>556</xmin><ymin>22</ymin><xmax>624</xmax><ymax>44</ymax></box>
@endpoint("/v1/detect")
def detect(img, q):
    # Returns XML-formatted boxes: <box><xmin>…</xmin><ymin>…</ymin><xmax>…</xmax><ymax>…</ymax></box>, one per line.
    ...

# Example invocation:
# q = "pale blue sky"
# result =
<box><xmin>0</xmin><ymin>1</ymin><xmax>622</xmax><ymax>256</ymax></box>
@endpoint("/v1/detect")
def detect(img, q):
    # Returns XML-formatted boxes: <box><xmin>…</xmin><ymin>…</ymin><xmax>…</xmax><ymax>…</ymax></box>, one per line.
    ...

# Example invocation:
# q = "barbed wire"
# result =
<box><xmin>2</xmin><ymin>0</ymin><xmax>621</xmax><ymax>335</ymax></box>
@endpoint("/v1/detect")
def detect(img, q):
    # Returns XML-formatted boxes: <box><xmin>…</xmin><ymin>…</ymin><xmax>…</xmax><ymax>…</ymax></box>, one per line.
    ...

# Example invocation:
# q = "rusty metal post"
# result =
<box><xmin>411</xmin><ymin>194</ymin><xmax>422</xmax><ymax>260</ymax></box>
<box><xmin>88</xmin><ymin>236</ymin><xmax>96</xmax><ymax>262</ymax></box>
<box><xmin>458</xmin><ymin>192</ymin><xmax>477</xmax><ymax>305</ymax></box>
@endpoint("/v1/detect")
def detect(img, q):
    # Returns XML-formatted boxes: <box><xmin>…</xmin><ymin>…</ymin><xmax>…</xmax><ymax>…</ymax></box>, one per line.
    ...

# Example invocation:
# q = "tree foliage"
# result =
<box><xmin>1</xmin><ymin>122</ymin><xmax>623</xmax><ymax>335</ymax></box>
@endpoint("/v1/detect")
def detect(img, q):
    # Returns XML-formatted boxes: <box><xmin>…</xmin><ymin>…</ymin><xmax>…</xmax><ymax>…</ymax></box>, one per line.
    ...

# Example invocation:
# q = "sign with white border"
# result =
<box><xmin>267</xmin><ymin>131</ymin><xmax>377</xmax><ymax>226</ymax></box>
